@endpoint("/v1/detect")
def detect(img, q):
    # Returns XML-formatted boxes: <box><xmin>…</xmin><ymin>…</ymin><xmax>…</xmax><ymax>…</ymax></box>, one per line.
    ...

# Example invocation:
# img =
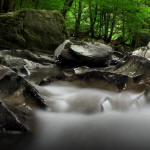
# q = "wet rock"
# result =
<box><xmin>0</xmin><ymin>65</ymin><xmax>47</xmax><ymax>110</ymax></box>
<box><xmin>39</xmin><ymin>74</ymin><xmax>66</xmax><ymax>86</ymax></box>
<box><xmin>0</xmin><ymin>9</ymin><xmax>67</xmax><ymax>53</ymax></box>
<box><xmin>105</xmin><ymin>55</ymin><xmax>150</xmax><ymax>90</ymax></box>
<box><xmin>12</xmin><ymin>66</ymin><xmax>30</xmax><ymax>77</ymax></box>
<box><xmin>101</xmin><ymin>91</ymin><xmax>145</xmax><ymax>112</ymax></box>
<box><xmin>132</xmin><ymin>42</ymin><xmax>150</xmax><ymax>60</ymax></box>
<box><xmin>0</xmin><ymin>50</ymin><xmax>55</xmax><ymax>68</ymax></box>
<box><xmin>112</xmin><ymin>55</ymin><xmax>150</xmax><ymax>77</ymax></box>
<box><xmin>0</xmin><ymin>64</ymin><xmax>50</xmax><ymax>133</ymax></box>
<box><xmin>148</xmin><ymin>42</ymin><xmax>150</xmax><ymax>49</ymax></box>
<box><xmin>55</xmin><ymin>40</ymin><xmax>113</xmax><ymax>67</ymax></box>
<box><xmin>0</xmin><ymin>49</ymin><xmax>56</xmax><ymax>77</ymax></box>
<box><xmin>0</xmin><ymin>101</ymin><xmax>27</xmax><ymax>132</ymax></box>
<box><xmin>4</xmin><ymin>49</ymin><xmax>56</xmax><ymax>65</ymax></box>
<box><xmin>72</xmin><ymin>67</ymin><xmax>128</xmax><ymax>90</ymax></box>
<box><xmin>67</xmin><ymin>55</ymin><xmax>150</xmax><ymax>90</ymax></box>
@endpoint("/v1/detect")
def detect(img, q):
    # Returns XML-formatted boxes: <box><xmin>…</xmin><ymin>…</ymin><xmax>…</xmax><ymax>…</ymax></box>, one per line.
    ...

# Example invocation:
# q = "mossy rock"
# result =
<box><xmin>0</xmin><ymin>9</ymin><xmax>67</xmax><ymax>53</ymax></box>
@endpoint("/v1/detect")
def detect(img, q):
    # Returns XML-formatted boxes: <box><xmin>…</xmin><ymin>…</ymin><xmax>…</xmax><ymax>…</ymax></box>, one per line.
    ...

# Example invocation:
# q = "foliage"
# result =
<box><xmin>0</xmin><ymin>0</ymin><xmax>150</xmax><ymax>47</ymax></box>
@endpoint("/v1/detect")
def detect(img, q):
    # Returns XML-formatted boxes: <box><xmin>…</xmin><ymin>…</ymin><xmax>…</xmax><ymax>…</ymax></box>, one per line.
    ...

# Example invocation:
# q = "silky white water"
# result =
<box><xmin>35</xmin><ymin>81</ymin><xmax>145</xmax><ymax>113</ymax></box>
<box><xmin>29</xmin><ymin>81</ymin><xmax>150</xmax><ymax>150</ymax></box>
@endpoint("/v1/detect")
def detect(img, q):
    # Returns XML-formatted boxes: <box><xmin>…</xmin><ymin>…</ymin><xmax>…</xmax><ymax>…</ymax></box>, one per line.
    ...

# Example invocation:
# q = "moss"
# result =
<box><xmin>0</xmin><ymin>9</ymin><xmax>67</xmax><ymax>53</ymax></box>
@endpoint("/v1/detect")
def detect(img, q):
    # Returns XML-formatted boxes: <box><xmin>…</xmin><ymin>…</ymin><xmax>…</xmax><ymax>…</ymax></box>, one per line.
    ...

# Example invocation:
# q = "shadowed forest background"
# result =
<box><xmin>0</xmin><ymin>0</ymin><xmax>150</xmax><ymax>48</ymax></box>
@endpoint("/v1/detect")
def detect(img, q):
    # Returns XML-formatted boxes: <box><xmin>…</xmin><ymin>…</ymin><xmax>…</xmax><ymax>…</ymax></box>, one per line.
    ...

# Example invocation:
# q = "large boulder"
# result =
<box><xmin>0</xmin><ymin>9</ymin><xmax>67</xmax><ymax>53</ymax></box>
<box><xmin>55</xmin><ymin>40</ymin><xmax>113</xmax><ymax>67</ymax></box>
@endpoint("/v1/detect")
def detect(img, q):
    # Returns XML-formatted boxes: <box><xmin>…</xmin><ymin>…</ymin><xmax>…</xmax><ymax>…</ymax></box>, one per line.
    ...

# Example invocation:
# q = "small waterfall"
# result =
<box><xmin>35</xmin><ymin>81</ymin><xmax>146</xmax><ymax>113</ymax></box>
<box><xmin>26</xmin><ymin>81</ymin><xmax>149</xmax><ymax>150</ymax></box>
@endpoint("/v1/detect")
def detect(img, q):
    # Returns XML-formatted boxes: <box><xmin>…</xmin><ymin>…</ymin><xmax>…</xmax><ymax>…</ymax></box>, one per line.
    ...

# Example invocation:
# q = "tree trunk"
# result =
<box><xmin>122</xmin><ymin>11</ymin><xmax>125</xmax><ymax>41</ymax></box>
<box><xmin>2</xmin><ymin>0</ymin><xmax>12</xmax><ymax>13</ymax></box>
<box><xmin>108</xmin><ymin>13</ymin><xmax>117</xmax><ymax>42</ymax></box>
<box><xmin>34</xmin><ymin>0</ymin><xmax>39</xmax><ymax>9</ymax></box>
<box><xmin>62</xmin><ymin>0</ymin><xmax>74</xmax><ymax>18</ymax></box>
<box><xmin>75</xmin><ymin>0</ymin><xmax>82</xmax><ymax>37</ymax></box>
<box><xmin>104</xmin><ymin>12</ymin><xmax>110</xmax><ymax>42</ymax></box>
<box><xmin>98</xmin><ymin>9</ymin><xmax>104</xmax><ymax>38</ymax></box>
<box><xmin>0</xmin><ymin>0</ymin><xmax>4</xmax><ymax>12</ymax></box>
<box><xmin>20</xmin><ymin>0</ymin><xmax>23</xmax><ymax>8</ymax></box>
<box><xmin>89</xmin><ymin>1</ymin><xmax>98</xmax><ymax>38</ymax></box>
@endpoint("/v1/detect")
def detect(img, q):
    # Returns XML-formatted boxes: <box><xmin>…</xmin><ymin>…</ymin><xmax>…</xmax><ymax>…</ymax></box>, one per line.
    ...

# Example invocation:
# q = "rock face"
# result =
<box><xmin>0</xmin><ymin>65</ymin><xmax>48</xmax><ymax>132</ymax></box>
<box><xmin>132</xmin><ymin>42</ymin><xmax>150</xmax><ymax>60</ymax></box>
<box><xmin>55</xmin><ymin>40</ymin><xmax>113</xmax><ymax>67</ymax></box>
<box><xmin>0</xmin><ymin>65</ymin><xmax>47</xmax><ymax>109</ymax></box>
<box><xmin>72</xmin><ymin>67</ymin><xmax>128</xmax><ymax>90</ymax></box>
<box><xmin>0</xmin><ymin>101</ymin><xmax>27</xmax><ymax>132</ymax></box>
<box><xmin>59</xmin><ymin>55</ymin><xmax>150</xmax><ymax>90</ymax></box>
<box><xmin>0</xmin><ymin>9</ymin><xmax>66</xmax><ymax>53</ymax></box>
<box><xmin>112</xmin><ymin>56</ymin><xmax>150</xmax><ymax>77</ymax></box>
<box><xmin>0</xmin><ymin>49</ymin><xmax>55</xmax><ymax>76</ymax></box>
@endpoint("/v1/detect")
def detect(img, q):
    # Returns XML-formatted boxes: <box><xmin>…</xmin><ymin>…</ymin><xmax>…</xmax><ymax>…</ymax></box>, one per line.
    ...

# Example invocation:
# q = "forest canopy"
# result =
<box><xmin>0</xmin><ymin>0</ymin><xmax>150</xmax><ymax>47</ymax></box>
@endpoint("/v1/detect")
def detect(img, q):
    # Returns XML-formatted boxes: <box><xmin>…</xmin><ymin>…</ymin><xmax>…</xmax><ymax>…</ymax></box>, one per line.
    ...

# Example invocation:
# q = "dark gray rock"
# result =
<box><xmin>0</xmin><ymin>101</ymin><xmax>27</xmax><ymax>132</ymax></box>
<box><xmin>72</xmin><ymin>67</ymin><xmax>128</xmax><ymax>90</ymax></box>
<box><xmin>0</xmin><ymin>65</ymin><xmax>48</xmax><ymax>132</ymax></box>
<box><xmin>0</xmin><ymin>49</ymin><xmax>56</xmax><ymax>64</ymax></box>
<box><xmin>11</xmin><ymin>66</ymin><xmax>30</xmax><ymax>77</ymax></box>
<box><xmin>0</xmin><ymin>49</ymin><xmax>56</xmax><ymax>77</ymax></box>
<box><xmin>55</xmin><ymin>40</ymin><xmax>113</xmax><ymax>67</ymax></box>
<box><xmin>0</xmin><ymin>65</ymin><xmax>47</xmax><ymax>110</ymax></box>
<box><xmin>112</xmin><ymin>55</ymin><xmax>150</xmax><ymax>77</ymax></box>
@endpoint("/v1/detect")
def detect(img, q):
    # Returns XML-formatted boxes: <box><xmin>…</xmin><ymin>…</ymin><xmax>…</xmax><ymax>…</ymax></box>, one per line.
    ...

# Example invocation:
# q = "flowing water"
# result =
<box><xmin>26</xmin><ymin>81</ymin><xmax>150</xmax><ymax>150</ymax></box>
<box><xmin>1</xmin><ymin>75</ymin><xmax>150</xmax><ymax>150</ymax></box>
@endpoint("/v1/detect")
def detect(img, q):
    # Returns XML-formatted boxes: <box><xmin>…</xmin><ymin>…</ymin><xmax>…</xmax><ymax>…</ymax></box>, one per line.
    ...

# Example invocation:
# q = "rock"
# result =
<box><xmin>0</xmin><ymin>49</ymin><xmax>56</xmax><ymax>64</ymax></box>
<box><xmin>72</xmin><ymin>67</ymin><xmax>128</xmax><ymax>90</ymax></box>
<box><xmin>0</xmin><ymin>64</ymin><xmax>53</xmax><ymax>132</ymax></box>
<box><xmin>101</xmin><ymin>91</ymin><xmax>145</xmax><ymax>112</ymax></box>
<box><xmin>55</xmin><ymin>40</ymin><xmax>113</xmax><ymax>67</ymax></box>
<box><xmin>0</xmin><ymin>9</ymin><xmax>67</xmax><ymax>53</ymax></box>
<box><xmin>132</xmin><ymin>42</ymin><xmax>150</xmax><ymax>60</ymax></box>
<box><xmin>11</xmin><ymin>66</ymin><xmax>31</xmax><ymax>77</ymax></box>
<box><xmin>0</xmin><ymin>65</ymin><xmax>47</xmax><ymax>110</ymax></box>
<box><xmin>112</xmin><ymin>55</ymin><xmax>150</xmax><ymax>77</ymax></box>
<box><xmin>65</xmin><ymin>55</ymin><xmax>150</xmax><ymax>90</ymax></box>
<box><xmin>39</xmin><ymin>72</ymin><xmax>66</xmax><ymax>86</ymax></box>
<box><xmin>148</xmin><ymin>42</ymin><xmax>150</xmax><ymax>49</ymax></box>
<box><xmin>106</xmin><ymin>55</ymin><xmax>150</xmax><ymax>90</ymax></box>
<box><xmin>0</xmin><ymin>101</ymin><xmax>27</xmax><ymax>132</ymax></box>
<box><xmin>0</xmin><ymin>65</ymin><xmax>48</xmax><ymax>132</ymax></box>
<box><xmin>0</xmin><ymin>50</ymin><xmax>55</xmax><ymax>75</ymax></box>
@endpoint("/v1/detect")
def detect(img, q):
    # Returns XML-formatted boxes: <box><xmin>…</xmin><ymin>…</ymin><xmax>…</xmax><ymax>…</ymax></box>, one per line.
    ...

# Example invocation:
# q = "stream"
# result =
<box><xmin>1</xmin><ymin>70</ymin><xmax>149</xmax><ymax>150</ymax></box>
<box><xmin>1</xmin><ymin>41</ymin><xmax>150</xmax><ymax>150</ymax></box>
